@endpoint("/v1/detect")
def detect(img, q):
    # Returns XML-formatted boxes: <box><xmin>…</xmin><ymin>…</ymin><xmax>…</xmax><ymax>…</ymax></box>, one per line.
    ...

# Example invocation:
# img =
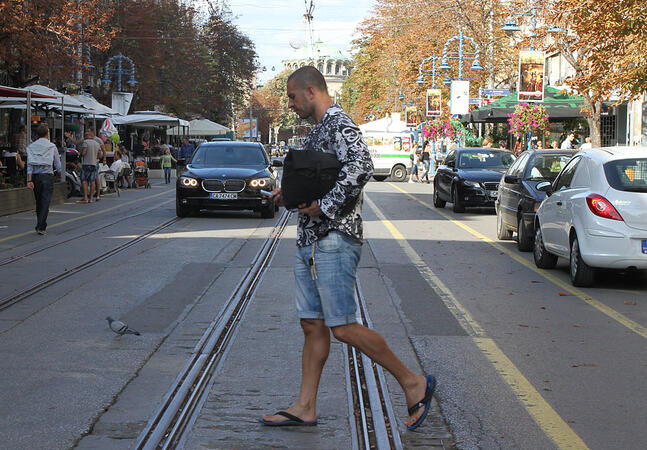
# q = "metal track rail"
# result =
<box><xmin>0</xmin><ymin>216</ymin><xmax>181</xmax><ymax>312</ymax></box>
<box><xmin>346</xmin><ymin>280</ymin><xmax>403</xmax><ymax>450</ymax></box>
<box><xmin>134</xmin><ymin>210</ymin><xmax>291</xmax><ymax>450</ymax></box>
<box><xmin>0</xmin><ymin>199</ymin><xmax>174</xmax><ymax>268</ymax></box>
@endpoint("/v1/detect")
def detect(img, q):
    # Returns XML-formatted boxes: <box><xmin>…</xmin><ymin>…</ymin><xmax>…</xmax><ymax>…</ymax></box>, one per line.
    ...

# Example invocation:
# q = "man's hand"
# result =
<box><xmin>27</xmin><ymin>181</ymin><xmax>34</xmax><ymax>190</ymax></box>
<box><xmin>298</xmin><ymin>200</ymin><xmax>322</xmax><ymax>217</ymax></box>
<box><xmin>268</xmin><ymin>188</ymin><xmax>284</xmax><ymax>206</ymax></box>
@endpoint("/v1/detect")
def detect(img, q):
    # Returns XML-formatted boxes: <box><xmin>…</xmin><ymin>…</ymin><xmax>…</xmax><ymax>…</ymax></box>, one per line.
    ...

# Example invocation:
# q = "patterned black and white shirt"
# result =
<box><xmin>296</xmin><ymin>104</ymin><xmax>374</xmax><ymax>247</ymax></box>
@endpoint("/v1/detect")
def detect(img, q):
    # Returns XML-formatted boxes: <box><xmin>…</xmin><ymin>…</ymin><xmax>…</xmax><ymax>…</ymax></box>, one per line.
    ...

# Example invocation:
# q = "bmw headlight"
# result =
<box><xmin>180</xmin><ymin>176</ymin><xmax>199</xmax><ymax>187</ymax></box>
<box><xmin>249</xmin><ymin>177</ymin><xmax>271</xmax><ymax>188</ymax></box>
<box><xmin>464</xmin><ymin>181</ymin><xmax>480</xmax><ymax>188</ymax></box>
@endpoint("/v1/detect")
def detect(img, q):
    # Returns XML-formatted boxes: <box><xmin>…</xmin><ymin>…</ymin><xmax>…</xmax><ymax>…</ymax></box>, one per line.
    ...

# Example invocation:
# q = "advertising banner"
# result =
<box><xmin>239</xmin><ymin>118</ymin><xmax>258</xmax><ymax>139</ymax></box>
<box><xmin>426</xmin><ymin>89</ymin><xmax>442</xmax><ymax>117</ymax></box>
<box><xmin>450</xmin><ymin>80</ymin><xmax>470</xmax><ymax>115</ymax></box>
<box><xmin>518</xmin><ymin>51</ymin><xmax>545</xmax><ymax>102</ymax></box>
<box><xmin>405</xmin><ymin>106</ymin><xmax>418</xmax><ymax>127</ymax></box>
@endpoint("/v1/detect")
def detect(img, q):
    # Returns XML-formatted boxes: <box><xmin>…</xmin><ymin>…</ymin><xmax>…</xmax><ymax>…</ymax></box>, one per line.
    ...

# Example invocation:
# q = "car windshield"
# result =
<box><xmin>526</xmin><ymin>154</ymin><xmax>573</xmax><ymax>181</ymax></box>
<box><xmin>190</xmin><ymin>145</ymin><xmax>268</xmax><ymax>167</ymax></box>
<box><xmin>458</xmin><ymin>151</ymin><xmax>515</xmax><ymax>169</ymax></box>
<box><xmin>604</xmin><ymin>158</ymin><xmax>647</xmax><ymax>192</ymax></box>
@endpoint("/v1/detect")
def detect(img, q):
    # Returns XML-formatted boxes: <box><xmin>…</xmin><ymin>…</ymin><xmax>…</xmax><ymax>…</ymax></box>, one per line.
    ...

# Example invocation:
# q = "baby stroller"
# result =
<box><xmin>133</xmin><ymin>157</ymin><xmax>151</xmax><ymax>188</ymax></box>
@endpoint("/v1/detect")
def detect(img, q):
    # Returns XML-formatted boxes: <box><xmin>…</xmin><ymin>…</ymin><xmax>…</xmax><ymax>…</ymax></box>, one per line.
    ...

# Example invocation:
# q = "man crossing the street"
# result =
<box><xmin>26</xmin><ymin>124</ymin><xmax>61</xmax><ymax>235</ymax></box>
<box><xmin>260</xmin><ymin>66</ymin><xmax>435</xmax><ymax>431</ymax></box>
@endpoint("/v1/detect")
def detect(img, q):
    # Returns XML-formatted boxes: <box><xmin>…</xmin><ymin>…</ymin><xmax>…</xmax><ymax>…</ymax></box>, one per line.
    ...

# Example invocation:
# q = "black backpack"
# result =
<box><xmin>281</xmin><ymin>150</ymin><xmax>342</xmax><ymax>210</ymax></box>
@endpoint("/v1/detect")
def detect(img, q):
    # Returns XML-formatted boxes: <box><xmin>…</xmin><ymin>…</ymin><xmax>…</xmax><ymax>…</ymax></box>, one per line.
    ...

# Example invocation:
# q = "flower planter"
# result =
<box><xmin>0</xmin><ymin>182</ymin><xmax>67</xmax><ymax>217</ymax></box>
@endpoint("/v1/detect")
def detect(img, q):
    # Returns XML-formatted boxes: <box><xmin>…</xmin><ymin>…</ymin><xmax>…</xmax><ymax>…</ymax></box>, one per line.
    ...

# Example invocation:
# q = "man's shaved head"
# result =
<box><xmin>287</xmin><ymin>66</ymin><xmax>328</xmax><ymax>94</ymax></box>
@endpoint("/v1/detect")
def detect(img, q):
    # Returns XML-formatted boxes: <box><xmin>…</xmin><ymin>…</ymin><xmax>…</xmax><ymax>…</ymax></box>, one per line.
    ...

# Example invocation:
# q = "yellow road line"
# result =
<box><xmin>365</xmin><ymin>194</ymin><xmax>589</xmax><ymax>450</ymax></box>
<box><xmin>387</xmin><ymin>182</ymin><xmax>647</xmax><ymax>340</ymax></box>
<box><xmin>0</xmin><ymin>190</ymin><xmax>171</xmax><ymax>243</ymax></box>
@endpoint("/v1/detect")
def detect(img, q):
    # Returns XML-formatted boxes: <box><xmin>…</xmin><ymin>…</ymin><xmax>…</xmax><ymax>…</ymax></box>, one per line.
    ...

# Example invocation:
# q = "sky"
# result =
<box><xmin>194</xmin><ymin>0</ymin><xmax>377</xmax><ymax>84</ymax></box>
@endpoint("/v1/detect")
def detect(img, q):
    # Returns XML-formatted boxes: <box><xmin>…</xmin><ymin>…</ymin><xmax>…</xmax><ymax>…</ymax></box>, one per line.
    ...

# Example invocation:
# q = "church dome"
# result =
<box><xmin>284</xmin><ymin>39</ymin><xmax>349</xmax><ymax>62</ymax></box>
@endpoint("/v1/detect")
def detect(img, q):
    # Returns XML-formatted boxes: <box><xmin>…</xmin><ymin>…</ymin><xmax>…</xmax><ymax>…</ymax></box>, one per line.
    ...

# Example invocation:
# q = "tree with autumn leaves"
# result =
<box><xmin>537</xmin><ymin>0</ymin><xmax>647</xmax><ymax>146</ymax></box>
<box><xmin>0</xmin><ymin>0</ymin><xmax>258</xmax><ymax>127</ymax></box>
<box><xmin>345</xmin><ymin>0</ymin><xmax>647</xmax><ymax>147</ymax></box>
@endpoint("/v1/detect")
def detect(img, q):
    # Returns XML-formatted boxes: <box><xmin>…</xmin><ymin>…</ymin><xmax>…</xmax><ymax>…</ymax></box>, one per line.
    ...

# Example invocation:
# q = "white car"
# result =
<box><xmin>533</xmin><ymin>147</ymin><xmax>647</xmax><ymax>286</ymax></box>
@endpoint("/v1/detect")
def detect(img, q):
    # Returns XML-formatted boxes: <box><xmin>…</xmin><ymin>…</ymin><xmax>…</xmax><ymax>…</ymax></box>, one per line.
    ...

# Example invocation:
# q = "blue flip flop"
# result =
<box><xmin>258</xmin><ymin>411</ymin><xmax>318</xmax><ymax>427</ymax></box>
<box><xmin>406</xmin><ymin>374</ymin><xmax>436</xmax><ymax>431</ymax></box>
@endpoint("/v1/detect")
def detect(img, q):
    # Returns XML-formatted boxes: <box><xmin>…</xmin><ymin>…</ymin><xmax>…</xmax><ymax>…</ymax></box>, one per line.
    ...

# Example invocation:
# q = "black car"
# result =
<box><xmin>433</xmin><ymin>148</ymin><xmax>515</xmax><ymax>213</ymax></box>
<box><xmin>176</xmin><ymin>141</ymin><xmax>281</xmax><ymax>218</ymax></box>
<box><xmin>495</xmin><ymin>149</ymin><xmax>576</xmax><ymax>251</ymax></box>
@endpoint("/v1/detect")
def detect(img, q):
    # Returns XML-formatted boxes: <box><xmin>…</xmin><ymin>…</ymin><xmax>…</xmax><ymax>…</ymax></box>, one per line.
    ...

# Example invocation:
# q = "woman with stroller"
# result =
<box><xmin>161</xmin><ymin>147</ymin><xmax>177</xmax><ymax>184</ymax></box>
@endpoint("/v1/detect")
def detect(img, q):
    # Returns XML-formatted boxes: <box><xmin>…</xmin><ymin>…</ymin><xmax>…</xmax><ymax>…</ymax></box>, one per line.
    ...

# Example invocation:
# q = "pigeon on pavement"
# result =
<box><xmin>106</xmin><ymin>316</ymin><xmax>141</xmax><ymax>337</ymax></box>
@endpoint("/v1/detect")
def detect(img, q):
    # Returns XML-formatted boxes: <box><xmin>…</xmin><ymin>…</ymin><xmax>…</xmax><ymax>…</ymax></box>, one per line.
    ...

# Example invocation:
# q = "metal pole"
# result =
<box><xmin>458</xmin><ymin>32</ymin><xmax>464</xmax><ymax>80</ymax></box>
<box><xmin>61</xmin><ymin>97</ymin><xmax>66</xmax><ymax>182</ymax></box>
<box><xmin>26</xmin><ymin>91</ymin><xmax>31</xmax><ymax>145</ymax></box>
<box><xmin>249</xmin><ymin>88</ymin><xmax>253</xmax><ymax>141</ymax></box>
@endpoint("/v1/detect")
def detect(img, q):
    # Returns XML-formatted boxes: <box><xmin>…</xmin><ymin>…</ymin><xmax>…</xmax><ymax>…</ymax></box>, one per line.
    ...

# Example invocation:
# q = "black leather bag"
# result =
<box><xmin>281</xmin><ymin>150</ymin><xmax>342</xmax><ymax>210</ymax></box>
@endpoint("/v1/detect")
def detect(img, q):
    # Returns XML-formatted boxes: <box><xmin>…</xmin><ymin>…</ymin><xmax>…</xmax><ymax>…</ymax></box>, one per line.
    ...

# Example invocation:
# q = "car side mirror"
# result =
<box><xmin>504</xmin><ymin>175</ymin><xmax>520</xmax><ymax>184</ymax></box>
<box><xmin>536</xmin><ymin>181</ymin><xmax>552</xmax><ymax>196</ymax></box>
<box><xmin>272</xmin><ymin>159</ymin><xmax>283</xmax><ymax>167</ymax></box>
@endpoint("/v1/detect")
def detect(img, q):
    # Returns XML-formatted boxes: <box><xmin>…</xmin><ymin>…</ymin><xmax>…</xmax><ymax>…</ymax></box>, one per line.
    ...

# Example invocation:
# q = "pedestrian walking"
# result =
<box><xmin>408</xmin><ymin>143</ymin><xmax>420</xmax><ymax>183</ymax></box>
<box><xmin>580</xmin><ymin>136</ymin><xmax>592</xmax><ymax>150</ymax></box>
<box><xmin>26</xmin><ymin>124</ymin><xmax>61</xmax><ymax>235</ymax></box>
<box><xmin>77</xmin><ymin>130</ymin><xmax>102</xmax><ymax>203</ymax></box>
<box><xmin>420</xmin><ymin>141</ymin><xmax>432</xmax><ymax>183</ymax></box>
<box><xmin>260</xmin><ymin>66</ymin><xmax>434</xmax><ymax>431</ymax></box>
<box><xmin>92</xmin><ymin>131</ymin><xmax>106</xmax><ymax>201</ymax></box>
<box><xmin>161</xmin><ymin>148</ymin><xmax>177</xmax><ymax>184</ymax></box>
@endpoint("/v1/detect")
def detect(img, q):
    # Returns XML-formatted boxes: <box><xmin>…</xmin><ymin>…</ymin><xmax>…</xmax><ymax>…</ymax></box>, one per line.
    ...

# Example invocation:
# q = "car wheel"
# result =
<box><xmin>261</xmin><ymin>201</ymin><xmax>276</xmax><ymax>218</ymax></box>
<box><xmin>390</xmin><ymin>164</ymin><xmax>407</xmax><ymax>182</ymax></box>
<box><xmin>452</xmin><ymin>184</ymin><xmax>465</xmax><ymax>213</ymax></box>
<box><xmin>517</xmin><ymin>216</ymin><xmax>533</xmax><ymax>251</ymax></box>
<box><xmin>496</xmin><ymin>208</ymin><xmax>513</xmax><ymax>240</ymax></box>
<box><xmin>533</xmin><ymin>225</ymin><xmax>558</xmax><ymax>269</ymax></box>
<box><xmin>570</xmin><ymin>234</ymin><xmax>595</xmax><ymax>287</ymax></box>
<box><xmin>176</xmin><ymin>198</ymin><xmax>191</xmax><ymax>218</ymax></box>
<box><xmin>433</xmin><ymin>182</ymin><xmax>446</xmax><ymax>208</ymax></box>
<box><xmin>373</xmin><ymin>175</ymin><xmax>388</xmax><ymax>182</ymax></box>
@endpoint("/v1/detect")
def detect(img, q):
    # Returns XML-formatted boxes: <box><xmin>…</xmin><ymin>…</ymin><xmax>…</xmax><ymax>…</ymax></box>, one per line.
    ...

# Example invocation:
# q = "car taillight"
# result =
<box><xmin>586</xmin><ymin>194</ymin><xmax>624</xmax><ymax>221</ymax></box>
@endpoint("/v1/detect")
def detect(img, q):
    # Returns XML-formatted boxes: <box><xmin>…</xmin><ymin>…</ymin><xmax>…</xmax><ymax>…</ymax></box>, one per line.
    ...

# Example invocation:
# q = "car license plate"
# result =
<box><xmin>210</xmin><ymin>193</ymin><xmax>237</xmax><ymax>200</ymax></box>
<box><xmin>642</xmin><ymin>240</ymin><xmax>647</xmax><ymax>254</ymax></box>
<box><xmin>488</xmin><ymin>190</ymin><xmax>498</xmax><ymax>198</ymax></box>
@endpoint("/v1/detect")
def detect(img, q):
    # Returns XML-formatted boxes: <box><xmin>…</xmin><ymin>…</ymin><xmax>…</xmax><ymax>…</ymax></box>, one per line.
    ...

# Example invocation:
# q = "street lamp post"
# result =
<box><xmin>438</xmin><ymin>32</ymin><xmax>483</xmax><ymax>146</ymax></box>
<box><xmin>416</xmin><ymin>55</ymin><xmax>444</xmax><ymax>157</ymax></box>
<box><xmin>502</xmin><ymin>9</ymin><xmax>563</xmax><ymax>149</ymax></box>
<box><xmin>102</xmin><ymin>53</ymin><xmax>137</xmax><ymax>92</ymax></box>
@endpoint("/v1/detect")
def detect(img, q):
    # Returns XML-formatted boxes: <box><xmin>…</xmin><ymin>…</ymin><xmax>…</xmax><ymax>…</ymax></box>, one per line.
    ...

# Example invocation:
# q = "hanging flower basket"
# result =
<box><xmin>507</xmin><ymin>103</ymin><xmax>550</xmax><ymax>139</ymax></box>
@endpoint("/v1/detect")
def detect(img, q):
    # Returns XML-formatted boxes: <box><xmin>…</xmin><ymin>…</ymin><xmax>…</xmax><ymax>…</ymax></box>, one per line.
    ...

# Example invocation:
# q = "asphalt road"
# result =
<box><xmin>0</xmin><ymin>178</ymin><xmax>645</xmax><ymax>450</ymax></box>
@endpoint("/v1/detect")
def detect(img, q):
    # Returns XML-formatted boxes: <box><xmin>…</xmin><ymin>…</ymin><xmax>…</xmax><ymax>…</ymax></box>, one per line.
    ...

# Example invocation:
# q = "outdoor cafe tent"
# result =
<box><xmin>167</xmin><ymin>118</ymin><xmax>230</xmax><ymax>136</ymax></box>
<box><xmin>71</xmin><ymin>94</ymin><xmax>121</xmax><ymax>117</ymax></box>
<box><xmin>467</xmin><ymin>86</ymin><xmax>585</xmax><ymax>123</ymax></box>
<box><xmin>112</xmin><ymin>113</ymin><xmax>189</xmax><ymax>128</ymax></box>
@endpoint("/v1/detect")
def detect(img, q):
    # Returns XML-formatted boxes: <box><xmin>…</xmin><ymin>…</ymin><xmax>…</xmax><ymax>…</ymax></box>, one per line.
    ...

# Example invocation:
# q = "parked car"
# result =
<box><xmin>496</xmin><ymin>149</ymin><xmax>577</xmax><ymax>250</ymax></box>
<box><xmin>176</xmin><ymin>141</ymin><xmax>281</xmax><ymax>218</ymax></box>
<box><xmin>433</xmin><ymin>147</ymin><xmax>515</xmax><ymax>212</ymax></box>
<box><xmin>533</xmin><ymin>147</ymin><xmax>647</xmax><ymax>286</ymax></box>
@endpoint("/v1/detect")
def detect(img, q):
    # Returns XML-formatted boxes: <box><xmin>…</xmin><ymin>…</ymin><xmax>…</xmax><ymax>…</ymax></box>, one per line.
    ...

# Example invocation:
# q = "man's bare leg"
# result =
<box><xmin>262</xmin><ymin>319</ymin><xmax>330</xmax><ymax>423</ymax></box>
<box><xmin>82</xmin><ymin>181</ymin><xmax>89</xmax><ymax>202</ymax></box>
<box><xmin>332</xmin><ymin>323</ymin><xmax>428</xmax><ymax>427</ymax></box>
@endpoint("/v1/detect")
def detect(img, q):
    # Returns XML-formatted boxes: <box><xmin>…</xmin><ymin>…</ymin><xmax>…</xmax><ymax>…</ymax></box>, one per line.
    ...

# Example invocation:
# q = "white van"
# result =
<box><xmin>359</xmin><ymin>113</ymin><xmax>414</xmax><ymax>182</ymax></box>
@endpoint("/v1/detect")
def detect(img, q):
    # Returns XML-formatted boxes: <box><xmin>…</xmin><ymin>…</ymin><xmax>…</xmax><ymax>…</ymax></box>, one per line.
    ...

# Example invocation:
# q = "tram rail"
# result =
<box><xmin>345</xmin><ymin>281</ymin><xmax>403</xmax><ymax>450</ymax></box>
<box><xmin>0</xmin><ymin>216</ymin><xmax>181</xmax><ymax>312</ymax></box>
<box><xmin>0</xmin><ymin>199</ymin><xmax>174</xmax><ymax>268</ymax></box>
<box><xmin>134</xmin><ymin>209</ymin><xmax>292</xmax><ymax>450</ymax></box>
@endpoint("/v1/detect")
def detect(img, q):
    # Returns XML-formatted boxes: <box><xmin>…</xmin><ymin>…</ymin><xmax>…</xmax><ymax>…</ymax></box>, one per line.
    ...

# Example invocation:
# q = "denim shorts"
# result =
<box><xmin>294</xmin><ymin>231</ymin><xmax>362</xmax><ymax>327</ymax></box>
<box><xmin>81</xmin><ymin>164</ymin><xmax>97</xmax><ymax>182</ymax></box>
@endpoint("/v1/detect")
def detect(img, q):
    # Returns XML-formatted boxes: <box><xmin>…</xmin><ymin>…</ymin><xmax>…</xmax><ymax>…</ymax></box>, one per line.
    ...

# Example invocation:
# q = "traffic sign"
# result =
<box><xmin>480</xmin><ymin>88</ymin><xmax>510</xmax><ymax>96</ymax></box>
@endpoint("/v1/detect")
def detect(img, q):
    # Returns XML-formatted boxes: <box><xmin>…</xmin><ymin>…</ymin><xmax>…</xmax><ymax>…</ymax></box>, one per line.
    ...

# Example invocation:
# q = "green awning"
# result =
<box><xmin>467</xmin><ymin>86</ymin><xmax>585</xmax><ymax>123</ymax></box>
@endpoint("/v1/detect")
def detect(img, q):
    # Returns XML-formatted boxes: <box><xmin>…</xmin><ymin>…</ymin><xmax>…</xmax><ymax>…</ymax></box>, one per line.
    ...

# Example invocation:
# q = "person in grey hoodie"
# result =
<box><xmin>26</xmin><ymin>124</ymin><xmax>61</xmax><ymax>235</ymax></box>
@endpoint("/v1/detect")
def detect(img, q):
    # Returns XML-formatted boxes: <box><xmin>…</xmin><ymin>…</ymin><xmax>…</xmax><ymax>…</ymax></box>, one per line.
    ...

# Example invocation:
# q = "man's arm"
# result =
<box><xmin>318</xmin><ymin>116</ymin><xmax>374</xmax><ymax>220</ymax></box>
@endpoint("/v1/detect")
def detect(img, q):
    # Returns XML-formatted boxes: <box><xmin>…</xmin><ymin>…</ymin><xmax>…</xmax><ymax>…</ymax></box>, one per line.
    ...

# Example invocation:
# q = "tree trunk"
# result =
<box><xmin>583</xmin><ymin>96</ymin><xmax>603</xmax><ymax>147</ymax></box>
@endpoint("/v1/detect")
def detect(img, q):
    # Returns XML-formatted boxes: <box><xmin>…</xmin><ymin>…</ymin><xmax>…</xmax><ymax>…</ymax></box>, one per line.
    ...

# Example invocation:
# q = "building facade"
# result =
<box><xmin>282</xmin><ymin>39</ymin><xmax>352</xmax><ymax>100</ymax></box>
